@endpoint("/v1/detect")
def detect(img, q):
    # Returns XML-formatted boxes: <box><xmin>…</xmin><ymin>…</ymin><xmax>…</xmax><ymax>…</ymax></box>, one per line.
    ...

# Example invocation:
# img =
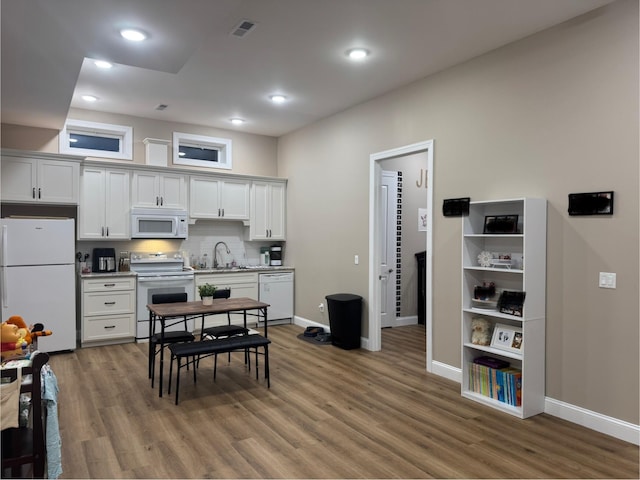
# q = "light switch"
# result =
<box><xmin>599</xmin><ymin>272</ymin><xmax>616</xmax><ymax>289</ymax></box>
<box><xmin>354</xmin><ymin>255</ymin><xmax>359</xmax><ymax>265</ymax></box>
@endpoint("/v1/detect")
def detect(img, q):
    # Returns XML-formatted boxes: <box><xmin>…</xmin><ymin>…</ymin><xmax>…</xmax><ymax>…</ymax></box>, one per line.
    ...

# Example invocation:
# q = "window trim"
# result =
<box><xmin>172</xmin><ymin>132</ymin><xmax>232</xmax><ymax>170</ymax></box>
<box><xmin>59</xmin><ymin>119</ymin><xmax>133</xmax><ymax>160</ymax></box>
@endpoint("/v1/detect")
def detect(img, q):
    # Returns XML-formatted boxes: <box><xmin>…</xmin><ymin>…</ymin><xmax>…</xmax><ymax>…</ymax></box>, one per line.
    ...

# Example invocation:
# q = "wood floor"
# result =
<box><xmin>48</xmin><ymin>324</ymin><xmax>638</xmax><ymax>479</ymax></box>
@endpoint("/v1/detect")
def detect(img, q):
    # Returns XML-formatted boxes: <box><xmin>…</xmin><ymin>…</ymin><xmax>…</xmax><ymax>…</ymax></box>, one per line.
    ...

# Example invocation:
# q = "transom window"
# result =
<box><xmin>59</xmin><ymin>119</ymin><xmax>132</xmax><ymax>160</ymax></box>
<box><xmin>173</xmin><ymin>132</ymin><xmax>232</xmax><ymax>170</ymax></box>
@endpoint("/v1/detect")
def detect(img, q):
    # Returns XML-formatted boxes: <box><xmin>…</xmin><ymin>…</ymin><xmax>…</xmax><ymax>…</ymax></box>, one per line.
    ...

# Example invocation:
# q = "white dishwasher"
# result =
<box><xmin>259</xmin><ymin>272</ymin><xmax>294</xmax><ymax>325</ymax></box>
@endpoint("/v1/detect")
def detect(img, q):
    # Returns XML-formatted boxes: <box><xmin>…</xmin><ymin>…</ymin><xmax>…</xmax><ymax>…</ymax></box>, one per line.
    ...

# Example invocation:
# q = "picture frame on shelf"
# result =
<box><xmin>491</xmin><ymin>324</ymin><xmax>523</xmax><ymax>353</ymax></box>
<box><xmin>483</xmin><ymin>214</ymin><xmax>519</xmax><ymax>234</ymax></box>
<box><xmin>498</xmin><ymin>290</ymin><xmax>526</xmax><ymax>317</ymax></box>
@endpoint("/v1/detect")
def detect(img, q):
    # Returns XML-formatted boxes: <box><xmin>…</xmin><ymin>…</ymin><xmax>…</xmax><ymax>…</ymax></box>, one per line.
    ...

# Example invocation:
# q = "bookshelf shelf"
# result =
<box><xmin>461</xmin><ymin>198</ymin><xmax>546</xmax><ymax>418</ymax></box>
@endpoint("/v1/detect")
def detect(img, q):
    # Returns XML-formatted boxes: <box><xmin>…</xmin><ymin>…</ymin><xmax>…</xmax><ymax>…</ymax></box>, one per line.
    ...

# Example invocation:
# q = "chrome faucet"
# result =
<box><xmin>213</xmin><ymin>241</ymin><xmax>231</xmax><ymax>268</ymax></box>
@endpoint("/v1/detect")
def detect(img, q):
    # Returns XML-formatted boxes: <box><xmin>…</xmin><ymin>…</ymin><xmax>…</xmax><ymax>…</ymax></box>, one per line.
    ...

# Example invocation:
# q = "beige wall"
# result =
<box><xmin>278</xmin><ymin>0</ymin><xmax>639</xmax><ymax>424</ymax></box>
<box><xmin>2</xmin><ymin>109</ymin><xmax>278</xmax><ymax>177</ymax></box>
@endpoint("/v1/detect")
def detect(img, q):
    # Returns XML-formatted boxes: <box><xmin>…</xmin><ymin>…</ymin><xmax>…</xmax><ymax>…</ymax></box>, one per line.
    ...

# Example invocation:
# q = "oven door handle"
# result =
<box><xmin>137</xmin><ymin>276</ymin><xmax>194</xmax><ymax>283</ymax></box>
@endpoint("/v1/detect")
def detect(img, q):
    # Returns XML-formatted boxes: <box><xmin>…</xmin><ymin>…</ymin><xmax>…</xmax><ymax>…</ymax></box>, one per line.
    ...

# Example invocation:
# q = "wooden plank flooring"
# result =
<box><xmin>48</xmin><ymin>324</ymin><xmax>638</xmax><ymax>478</ymax></box>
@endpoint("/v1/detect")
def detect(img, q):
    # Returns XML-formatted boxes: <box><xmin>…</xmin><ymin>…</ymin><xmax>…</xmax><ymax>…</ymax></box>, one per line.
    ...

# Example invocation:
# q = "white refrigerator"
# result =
<box><xmin>1</xmin><ymin>218</ymin><xmax>76</xmax><ymax>352</ymax></box>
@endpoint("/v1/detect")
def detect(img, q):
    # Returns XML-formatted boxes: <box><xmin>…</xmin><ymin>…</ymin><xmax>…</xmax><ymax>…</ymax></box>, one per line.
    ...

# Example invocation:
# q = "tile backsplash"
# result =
<box><xmin>76</xmin><ymin>220</ymin><xmax>281</xmax><ymax>269</ymax></box>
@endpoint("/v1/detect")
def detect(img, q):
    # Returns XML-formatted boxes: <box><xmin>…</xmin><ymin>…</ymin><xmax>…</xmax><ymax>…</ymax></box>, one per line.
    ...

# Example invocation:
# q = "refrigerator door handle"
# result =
<box><xmin>1</xmin><ymin>225</ymin><xmax>7</xmax><ymax>306</ymax></box>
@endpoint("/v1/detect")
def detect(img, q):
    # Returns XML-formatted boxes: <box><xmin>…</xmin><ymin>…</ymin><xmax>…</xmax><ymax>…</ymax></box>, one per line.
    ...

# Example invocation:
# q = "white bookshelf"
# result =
<box><xmin>461</xmin><ymin>198</ymin><xmax>546</xmax><ymax>418</ymax></box>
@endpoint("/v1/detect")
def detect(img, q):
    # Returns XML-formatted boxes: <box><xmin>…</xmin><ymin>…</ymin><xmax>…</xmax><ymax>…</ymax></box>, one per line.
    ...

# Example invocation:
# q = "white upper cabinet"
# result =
<box><xmin>250</xmin><ymin>180</ymin><xmax>286</xmax><ymax>240</ymax></box>
<box><xmin>131</xmin><ymin>171</ymin><xmax>187</xmax><ymax>209</ymax></box>
<box><xmin>1</xmin><ymin>155</ymin><xmax>79</xmax><ymax>204</ymax></box>
<box><xmin>78</xmin><ymin>167</ymin><xmax>130</xmax><ymax>240</ymax></box>
<box><xmin>189</xmin><ymin>176</ymin><xmax>250</xmax><ymax>220</ymax></box>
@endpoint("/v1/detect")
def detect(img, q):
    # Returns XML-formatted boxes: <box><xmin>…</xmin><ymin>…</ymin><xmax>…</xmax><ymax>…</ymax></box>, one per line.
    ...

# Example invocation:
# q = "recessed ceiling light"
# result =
<box><xmin>269</xmin><ymin>94</ymin><xmax>287</xmax><ymax>103</ymax></box>
<box><xmin>346</xmin><ymin>48</ymin><xmax>369</xmax><ymax>60</ymax></box>
<box><xmin>94</xmin><ymin>60</ymin><xmax>113</xmax><ymax>69</ymax></box>
<box><xmin>81</xmin><ymin>95</ymin><xmax>98</xmax><ymax>102</ymax></box>
<box><xmin>230</xmin><ymin>118</ymin><xmax>245</xmax><ymax>125</ymax></box>
<box><xmin>120</xmin><ymin>28</ymin><xmax>147</xmax><ymax>42</ymax></box>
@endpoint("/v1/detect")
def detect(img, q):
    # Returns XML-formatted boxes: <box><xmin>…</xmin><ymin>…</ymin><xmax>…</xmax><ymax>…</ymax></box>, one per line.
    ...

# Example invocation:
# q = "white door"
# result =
<box><xmin>104</xmin><ymin>169</ymin><xmax>130</xmax><ymax>239</ymax></box>
<box><xmin>379</xmin><ymin>171</ymin><xmax>397</xmax><ymax>328</ymax></box>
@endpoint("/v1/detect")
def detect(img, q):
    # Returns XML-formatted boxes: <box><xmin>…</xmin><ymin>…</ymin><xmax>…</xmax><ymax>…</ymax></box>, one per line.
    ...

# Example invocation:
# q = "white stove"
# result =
<box><xmin>131</xmin><ymin>252</ymin><xmax>195</xmax><ymax>341</ymax></box>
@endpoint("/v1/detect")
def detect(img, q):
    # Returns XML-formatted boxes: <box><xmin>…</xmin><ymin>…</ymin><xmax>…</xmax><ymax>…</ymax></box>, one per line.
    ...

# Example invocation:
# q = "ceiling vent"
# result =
<box><xmin>230</xmin><ymin>19</ymin><xmax>257</xmax><ymax>38</ymax></box>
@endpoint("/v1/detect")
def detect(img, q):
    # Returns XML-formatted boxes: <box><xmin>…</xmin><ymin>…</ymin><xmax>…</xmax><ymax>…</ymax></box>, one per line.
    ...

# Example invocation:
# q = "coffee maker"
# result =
<box><xmin>93</xmin><ymin>248</ymin><xmax>116</xmax><ymax>273</ymax></box>
<box><xmin>269</xmin><ymin>245</ymin><xmax>283</xmax><ymax>266</ymax></box>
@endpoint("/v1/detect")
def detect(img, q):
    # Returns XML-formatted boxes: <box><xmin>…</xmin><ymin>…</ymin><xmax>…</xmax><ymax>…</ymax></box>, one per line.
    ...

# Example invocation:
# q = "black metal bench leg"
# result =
<box><xmin>265</xmin><ymin>345</ymin><xmax>270</xmax><ymax>388</ymax></box>
<box><xmin>175</xmin><ymin>356</ymin><xmax>182</xmax><ymax>405</ymax></box>
<box><xmin>214</xmin><ymin>353</ymin><xmax>218</xmax><ymax>381</ymax></box>
<box><xmin>255</xmin><ymin>347</ymin><xmax>259</xmax><ymax>380</ymax></box>
<box><xmin>168</xmin><ymin>353</ymin><xmax>173</xmax><ymax>395</ymax></box>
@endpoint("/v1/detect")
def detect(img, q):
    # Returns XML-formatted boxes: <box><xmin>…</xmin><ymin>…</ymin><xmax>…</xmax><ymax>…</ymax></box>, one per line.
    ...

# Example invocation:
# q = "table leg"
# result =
<box><xmin>159</xmin><ymin>317</ymin><xmax>165</xmax><ymax>398</ymax></box>
<box><xmin>148</xmin><ymin>311</ymin><xmax>153</xmax><ymax>382</ymax></box>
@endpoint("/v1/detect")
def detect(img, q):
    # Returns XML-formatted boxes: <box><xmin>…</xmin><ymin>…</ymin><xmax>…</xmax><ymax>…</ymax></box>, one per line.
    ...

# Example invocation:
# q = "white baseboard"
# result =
<box><xmin>430</xmin><ymin>361</ymin><xmax>639</xmax><ymax>445</ymax></box>
<box><xmin>544</xmin><ymin>397</ymin><xmax>640</xmax><ymax>445</ymax></box>
<box><xmin>431</xmin><ymin>361</ymin><xmax>462</xmax><ymax>383</ymax></box>
<box><xmin>293</xmin><ymin>315</ymin><xmax>329</xmax><ymax>332</ymax></box>
<box><xmin>395</xmin><ymin>315</ymin><xmax>419</xmax><ymax>327</ymax></box>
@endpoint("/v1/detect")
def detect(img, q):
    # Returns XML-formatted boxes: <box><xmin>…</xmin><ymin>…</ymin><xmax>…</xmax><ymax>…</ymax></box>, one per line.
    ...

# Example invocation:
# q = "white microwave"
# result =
<box><xmin>131</xmin><ymin>208</ymin><xmax>188</xmax><ymax>239</ymax></box>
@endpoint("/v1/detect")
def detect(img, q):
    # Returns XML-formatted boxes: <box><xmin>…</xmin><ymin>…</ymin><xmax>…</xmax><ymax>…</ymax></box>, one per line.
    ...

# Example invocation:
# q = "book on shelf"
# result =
<box><xmin>468</xmin><ymin>361</ymin><xmax>522</xmax><ymax>407</ymax></box>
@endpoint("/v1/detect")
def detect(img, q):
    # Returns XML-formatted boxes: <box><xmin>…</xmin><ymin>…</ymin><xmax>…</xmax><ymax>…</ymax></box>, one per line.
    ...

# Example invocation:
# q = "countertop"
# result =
<box><xmin>192</xmin><ymin>266</ymin><xmax>294</xmax><ymax>274</ymax></box>
<box><xmin>78</xmin><ymin>266</ymin><xmax>294</xmax><ymax>278</ymax></box>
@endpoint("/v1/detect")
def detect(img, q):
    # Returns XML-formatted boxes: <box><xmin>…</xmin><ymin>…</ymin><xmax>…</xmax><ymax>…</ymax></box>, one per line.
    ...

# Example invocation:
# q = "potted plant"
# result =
<box><xmin>198</xmin><ymin>283</ymin><xmax>217</xmax><ymax>305</ymax></box>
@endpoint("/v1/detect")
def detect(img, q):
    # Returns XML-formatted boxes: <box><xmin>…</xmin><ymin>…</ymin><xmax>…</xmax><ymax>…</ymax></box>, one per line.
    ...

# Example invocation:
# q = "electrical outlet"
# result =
<box><xmin>354</xmin><ymin>255</ymin><xmax>359</xmax><ymax>265</ymax></box>
<box><xmin>318</xmin><ymin>303</ymin><xmax>325</xmax><ymax>312</ymax></box>
<box><xmin>599</xmin><ymin>272</ymin><xmax>616</xmax><ymax>289</ymax></box>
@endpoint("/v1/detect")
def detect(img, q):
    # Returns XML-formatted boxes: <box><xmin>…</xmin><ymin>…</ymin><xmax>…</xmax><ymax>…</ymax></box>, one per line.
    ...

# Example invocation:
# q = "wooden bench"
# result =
<box><xmin>167</xmin><ymin>334</ymin><xmax>271</xmax><ymax>405</ymax></box>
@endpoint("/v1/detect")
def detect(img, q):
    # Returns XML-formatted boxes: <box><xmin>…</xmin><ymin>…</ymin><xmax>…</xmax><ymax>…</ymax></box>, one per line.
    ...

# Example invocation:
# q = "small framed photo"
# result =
<box><xmin>483</xmin><ymin>215</ymin><xmax>519</xmax><ymax>234</ymax></box>
<box><xmin>491</xmin><ymin>324</ymin><xmax>523</xmax><ymax>353</ymax></box>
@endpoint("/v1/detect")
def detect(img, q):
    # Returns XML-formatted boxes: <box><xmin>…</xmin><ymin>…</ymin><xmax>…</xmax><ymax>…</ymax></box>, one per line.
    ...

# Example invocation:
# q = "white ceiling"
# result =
<box><xmin>1</xmin><ymin>0</ymin><xmax>614</xmax><ymax>137</ymax></box>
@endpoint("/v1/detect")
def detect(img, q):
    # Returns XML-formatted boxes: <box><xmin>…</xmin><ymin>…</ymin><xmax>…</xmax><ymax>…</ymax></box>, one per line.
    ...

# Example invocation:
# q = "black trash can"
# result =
<box><xmin>415</xmin><ymin>251</ymin><xmax>426</xmax><ymax>325</ymax></box>
<box><xmin>326</xmin><ymin>293</ymin><xmax>362</xmax><ymax>350</ymax></box>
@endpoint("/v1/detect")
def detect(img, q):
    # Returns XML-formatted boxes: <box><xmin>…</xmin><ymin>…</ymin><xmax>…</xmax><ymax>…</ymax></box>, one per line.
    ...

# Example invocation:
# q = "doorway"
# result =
<box><xmin>368</xmin><ymin>140</ymin><xmax>434</xmax><ymax>372</ymax></box>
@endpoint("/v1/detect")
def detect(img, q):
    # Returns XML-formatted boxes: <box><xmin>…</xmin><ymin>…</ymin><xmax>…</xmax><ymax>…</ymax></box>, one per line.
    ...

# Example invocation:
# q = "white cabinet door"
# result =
<box><xmin>159</xmin><ymin>173</ymin><xmax>187</xmax><ymax>209</ymax></box>
<box><xmin>267</xmin><ymin>182</ymin><xmax>286</xmax><ymax>239</ymax></box>
<box><xmin>189</xmin><ymin>176</ymin><xmax>249</xmax><ymax>220</ymax></box>
<box><xmin>37</xmin><ymin>159</ymin><xmax>79</xmax><ymax>203</ymax></box>
<box><xmin>78</xmin><ymin>167</ymin><xmax>107</xmax><ymax>239</ymax></box>
<box><xmin>104</xmin><ymin>169</ymin><xmax>130</xmax><ymax>239</ymax></box>
<box><xmin>131</xmin><ymin>171</ymin><xmax>160</xmax><ymax>208</ymax></box>
<box><xmin>1</xmin><ymin>157</ymin><xmax>36</xmax><ymax>202</ymax></box>
<box><xmin>220</xmin><ymin>179</ymin><xmax>250</xmax><ymax>220</ymax></box>
<box><xmin>132</xmin><ymin>171</ymin><xmax>186</xmax><ymax>209</ymax></box>
<box><xmin>250</xmin><ymin>181</ymin><xmax>286</xmax><ymax>240</ymax></box>
<box><xmin>189</xmin><ymin>176</ymin><xmax>221</xmax><ymax>218</ymax></box>
<box><xmin>79</xmin><ymin>167</ymin><xmax>130</xmax><ymax>240</ymax></box>
<box><xmin>1</xmin><ymin>156</ymin><xmax>79</xmax><ymax>204</ymax></box>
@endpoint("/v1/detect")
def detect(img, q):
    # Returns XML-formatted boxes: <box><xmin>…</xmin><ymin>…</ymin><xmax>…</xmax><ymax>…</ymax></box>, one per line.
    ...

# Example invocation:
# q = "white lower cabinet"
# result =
<box><xmin>81</xmin><ymin>276</ymin><xmax>136</xmax><ymax>346</ymax></box>
<box><xmin>195</xmin><ymin>272</ymin><xmax>258</xmax><ymax>329</ymax></box>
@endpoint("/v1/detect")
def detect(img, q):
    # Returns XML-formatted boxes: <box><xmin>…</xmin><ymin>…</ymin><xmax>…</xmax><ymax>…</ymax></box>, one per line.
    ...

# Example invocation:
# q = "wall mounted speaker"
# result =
<box><xmin>442</xmin><ymin>197</ymin><xmax>470</xmax><ymax>217</ymax></box>
<box><xmin>568</xmin><ymin>191</ymin><xmax>614</xmax><ymax>216</ymax></box>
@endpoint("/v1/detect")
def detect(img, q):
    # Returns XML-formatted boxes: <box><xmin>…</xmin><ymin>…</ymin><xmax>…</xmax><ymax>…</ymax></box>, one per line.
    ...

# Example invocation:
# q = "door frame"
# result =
<box><xmin>368</xmin><ymin>140</ymin><xmax>434</xmax><ymax>372</ymax></box>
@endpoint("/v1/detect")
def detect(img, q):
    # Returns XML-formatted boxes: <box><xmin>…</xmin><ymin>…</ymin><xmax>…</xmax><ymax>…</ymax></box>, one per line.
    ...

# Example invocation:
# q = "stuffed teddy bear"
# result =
<box><xmin>5</xmin><ymin>316</ymin><xmax>32</xmax><ymax>346</ymax></box>
<box><xmin>1</xmin><ymin>321</ymin><xmax>28</xmax><ymax>361</ymax></box>
<box><xmin>471</xmin><ymin>317</ymin><xmax>493</xmax><ymax>346</ymax></box>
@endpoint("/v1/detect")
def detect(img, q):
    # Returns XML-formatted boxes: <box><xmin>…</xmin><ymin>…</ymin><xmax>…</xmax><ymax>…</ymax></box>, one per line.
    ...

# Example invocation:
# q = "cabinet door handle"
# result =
<box><xmin>101</xmin><ymin>226</ymin><xmax>105</xmax><ymax>236</ymax></box>
<box><xmin>32</xmin><ymin>187</ymin><xmax>36</xmax><ymax>199</ymax></box>
<box><xmin>104</xmin><ymin>301</ymin><xmax>116</xmax><ymax>305</ymax></box>
<box><xmin>221</xmin><ymin>208</ymin><xmax>224</xmax><ymax>217</ymax></box>
<box><xmin>38</xmin><ymin>187</ymin><xmax>41</xmax><ymax>199</ymax></box>
<box><xmin>104</xmin><ymin>325</ymin><xmax>116</xmax><ymax>329</ymax></box>
<box><xmin>106</xmin><ymin>227</ymin><xmax>109</xmax><ymax>237</ymax></box>
<box><xmin>103</xmin><ymin>283</ymin><xmax>116</xmax><ymax>287</ymax></box>
<box><xmin>218</xmin><ymin>208</ymin><xmax>221</xmax><ymax>217</ymax></box>
<box><xmin>160</xmin><ymin>196</ymin><xmax>164</xmax><ymax>206</ymax></box>
<box><xmin>156</xmin><ymin>196</ymin><xmax>160</xmax><ymax>206</ymax></box>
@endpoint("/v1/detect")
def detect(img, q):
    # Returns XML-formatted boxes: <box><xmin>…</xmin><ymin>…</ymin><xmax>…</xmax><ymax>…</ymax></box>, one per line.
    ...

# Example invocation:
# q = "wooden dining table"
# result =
<box><xmin>147</xmin><ymin>297</ymin><xmax>269</xmax><ymax>397</ymax></box>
